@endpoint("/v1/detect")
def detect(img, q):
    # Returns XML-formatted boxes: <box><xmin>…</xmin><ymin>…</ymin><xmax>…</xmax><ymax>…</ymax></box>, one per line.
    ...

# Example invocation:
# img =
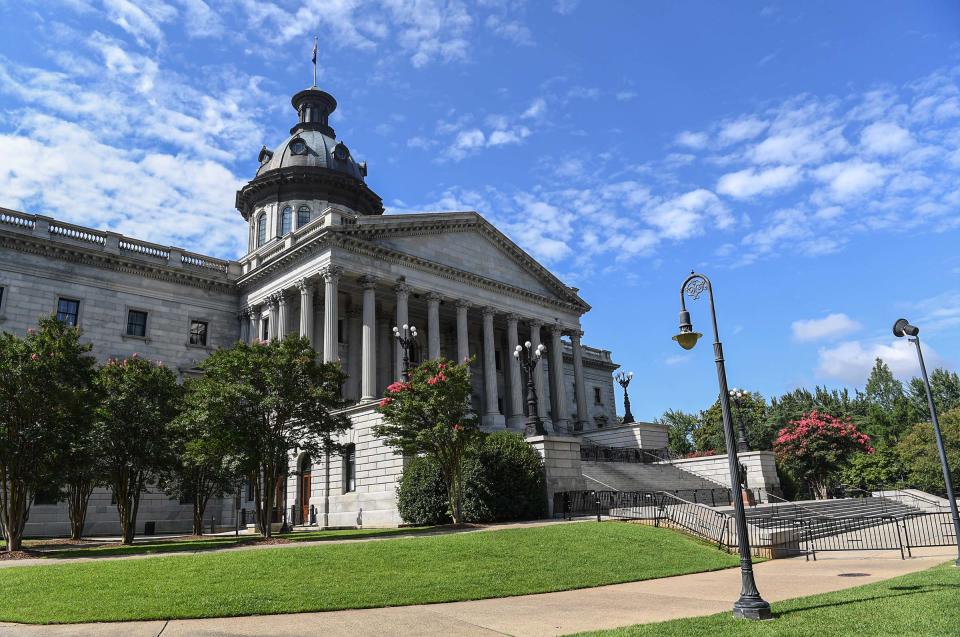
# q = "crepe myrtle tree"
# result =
<box><xmin>95</xmin><ymin>355</ymin><xmax>182</xmax><ymax>545</ymax></box>
<box><xmin>374</xmin><ymin>358</ymin><xmax>480</xmax><ymax>524</ymax></box>
<box><xmin>195</xmin><ymin>337</ymin><xmax>349</xmax><ymax>538</ymax></box>
<box><xmin>0</xmin><ymin>317</ymin><xmax>97</xmax><ymax>552</ymax></box>
<box><xmin>774</xmin><ymin>410</ymin><xmax>874</xmax><ymax>499</ymax></box>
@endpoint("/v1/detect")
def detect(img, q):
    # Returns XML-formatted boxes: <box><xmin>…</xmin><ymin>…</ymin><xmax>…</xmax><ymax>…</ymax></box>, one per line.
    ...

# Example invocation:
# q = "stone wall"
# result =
<box><xmin>666</xmin><ymin>451</ymin><xmax>782</xmax><ymax>497</ymax></box>
<box><xmin>581</xmin><ymin>421</ymin><xmax>669</xmax><ymax>449</ymax></box>
<box><xmin>526</xmin><ymin>435</ymin><xmax>585</xmax><ymax>516</ymax></box>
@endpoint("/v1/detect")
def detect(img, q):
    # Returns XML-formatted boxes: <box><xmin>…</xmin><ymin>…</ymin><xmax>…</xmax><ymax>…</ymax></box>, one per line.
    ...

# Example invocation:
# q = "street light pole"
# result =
<box><xmin>616</xmin><ymin>371</ymin><xmax>635</xmax><ymax>424</ymax></box>
<box><xmin>673</xmin><ymin>272</ymin><xmax>771</xmax><ymax>620</ymax></box>
<box><xmin>894</xmin><ymin>318</ymin><xmax>960</xmax><ymax>567</ymax></box>
<box><xmin>392</xmin><ymin>324</ymin><xmax>419</xmax><ymax>381</ymax></box>
<box><xmin>514</xmin><ymin>341</ymin><xmax>546</xmax><ymax>436</ymax></box>
<box><xmin>729</xmin><ymin>388</ymin><xmax>751</xmax><ymax>453</ymax></box>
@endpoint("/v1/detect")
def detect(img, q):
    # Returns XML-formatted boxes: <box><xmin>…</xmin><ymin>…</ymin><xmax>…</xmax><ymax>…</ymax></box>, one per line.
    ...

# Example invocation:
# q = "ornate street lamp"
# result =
<box><xmin>672</xmin><ymin>272</ymin><xmax>771</xmax><ymax>620</ymax></box>
<box><xmin>729</xmin><ymin>388</ymin><xmax>751</xmax><ymax>453</ymax></box>
<box><xmin>616</xmin><ymin>371</ymin><xmax>635</xmax><ymax>424</ymax></box>
<box><xmin>392</xmin><ymin>324</ymin><xmax>419</xmax><ymax>381</ymax></box>
<box><xmin>894</xmin><ymin>318</ymin><xmax>960</xmax><ymax>567</ymax></box>
<box><xmin>514</xmin><ymin>341</ymin><xmax>547</xmax><ymax>437</ymax></box>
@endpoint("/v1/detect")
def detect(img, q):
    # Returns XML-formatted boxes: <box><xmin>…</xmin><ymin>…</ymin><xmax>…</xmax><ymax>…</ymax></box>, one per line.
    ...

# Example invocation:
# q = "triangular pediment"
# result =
<box><xmin>340</xmin><ymin>212</ymin><xmax>587</xmax><ymax>310</ymax></box>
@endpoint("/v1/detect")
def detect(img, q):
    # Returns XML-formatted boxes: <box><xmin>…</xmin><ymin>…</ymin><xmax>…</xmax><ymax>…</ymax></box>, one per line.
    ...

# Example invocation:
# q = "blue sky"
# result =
<box><xmin>1</xmin><ymin>1</ymin><xmax>959</xmax><ymax>419</ymax></box>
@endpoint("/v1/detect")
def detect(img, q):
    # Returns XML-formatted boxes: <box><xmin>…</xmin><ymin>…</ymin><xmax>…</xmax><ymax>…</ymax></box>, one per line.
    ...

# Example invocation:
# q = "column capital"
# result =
<box><xmin>481</xmin><ymin>306</ymin><xmax>497</xmax><ymax>318</ymax></box>
<box><xmin>295</xmin><ymin>277</ymin><xmax>316</xmax><ymax>294</ymax></box>
<box><xmin>276</xmin><ymin>290</ymin><xmax>290</xmax><ymax>306</ymax></box>
<box><xmin>455</xmin><ymin>299</ymin><xmax>473</xmax><ymax>310</ymax></box>
<box><xmin>505</xmin><ymin>313</ymin><xmax>521</xmax><ymax>324</ymax></box>
<box><xmin>425</xmin><ymin>291</ymin><xmax>442</xmax><ymax>303</ymax></box>
<box><xmin>528</xmin><ymin>318</ymin><xmax>544</xmax><ymax>328</ymax></box>
<box><xmin>568</xmin><ymin>327</ymin><xmax>584</xmax><ymax>339</ymax></box>
<box><xmin>547</xmin><ymin>322</ymin><xmax>564</xmax><ymax>336</ymax></box>
<box><xmin>237</xmin><ymin>308</ymin><xmax>251</xmax><ymax>320</ymax></box>
<box><xmin>358</xmin><ymin>274</ymin><xmax>378</xmax><ymax>290</ymax></box>
<box><xmin>320</xmin><ymin>265</ymin><xmax>343</xmax><ymax>282</ymax></box>
<box><xmin>394</xmin><ymin>282</ymin><xmax>412</xmax><ymax>296</ymax></box>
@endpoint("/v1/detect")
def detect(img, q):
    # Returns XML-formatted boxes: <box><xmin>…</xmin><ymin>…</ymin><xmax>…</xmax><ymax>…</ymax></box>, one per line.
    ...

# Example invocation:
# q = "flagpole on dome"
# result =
<box><xmin>312</xmin><ymin>35</ymin><xmax>318</xmax><ymax>87</ymax></box>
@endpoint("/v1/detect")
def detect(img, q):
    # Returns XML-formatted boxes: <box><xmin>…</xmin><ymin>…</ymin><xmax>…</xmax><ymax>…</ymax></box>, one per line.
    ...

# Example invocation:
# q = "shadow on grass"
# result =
<box><xmin>771</xmin><ymin>582</ymin><xmax>960</xmax><ymax>619</ymax></box>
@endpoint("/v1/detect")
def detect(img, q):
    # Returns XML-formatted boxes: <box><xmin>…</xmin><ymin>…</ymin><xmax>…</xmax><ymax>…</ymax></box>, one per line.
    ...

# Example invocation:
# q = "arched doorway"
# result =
<box><xmin>299</xmin><ymin>454</ymin><xmax>312</xmax><ymax>525</ymax></box>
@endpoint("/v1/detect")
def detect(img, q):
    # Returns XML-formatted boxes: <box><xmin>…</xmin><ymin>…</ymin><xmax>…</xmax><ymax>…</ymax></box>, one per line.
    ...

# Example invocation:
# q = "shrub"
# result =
<box><xmin>462</xmin><ymin>431</ymin><xmax>547</xmax><ymax>523</ymax></box>
<box><xmin>396</xmin><ymin>456</ymin><xmax>450</xmax><ymax>525</ymax></box>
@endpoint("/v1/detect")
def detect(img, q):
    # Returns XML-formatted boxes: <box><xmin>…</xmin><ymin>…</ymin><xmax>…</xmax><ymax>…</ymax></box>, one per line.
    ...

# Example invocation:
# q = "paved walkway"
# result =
<box><xmin>0</xmin><ymin>546</ymin><xmax>952</xmax><ymax>637</ymax></box>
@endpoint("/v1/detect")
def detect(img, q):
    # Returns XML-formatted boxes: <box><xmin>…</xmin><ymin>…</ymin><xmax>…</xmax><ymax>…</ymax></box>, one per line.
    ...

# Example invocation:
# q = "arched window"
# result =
<box><xmin>256</xmin><ymin>213</ymin><xmax>267</xmax><ymax>247</ymax></box>
<box><xmin>280</xmin><ymin>206</ymin><xmax>292</xmax><ymax>235</ymax></box>
<box><xmin>297</xmin><ymin>205</ymin><xmax>311</xmax><ymax>228</ymax></box>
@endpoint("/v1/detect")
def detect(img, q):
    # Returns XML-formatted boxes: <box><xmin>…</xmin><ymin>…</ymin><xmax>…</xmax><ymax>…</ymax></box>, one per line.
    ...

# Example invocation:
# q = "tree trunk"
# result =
<box><xmin>259</xmin><ymin>465</ymin><xmax>275</xmax><ymax>538</ymax></box>
<box><xmin>67</xmin><ymin>476</ymin><xmax>94</xmax><ymax>541</ymax></box>
<box><xmin>0</xmin><ymin>466</ymin><xmax>29</xmax><ymax>552</ymax></box>
<box><xmin>114</xmin><ymin>468</ymin><xmax>144</xmax><ymax>545</ymax></box>
<box><xmin>192</xmin><ymin>490</ymin><xmax>210</xmax><ymax>536</ymax></box>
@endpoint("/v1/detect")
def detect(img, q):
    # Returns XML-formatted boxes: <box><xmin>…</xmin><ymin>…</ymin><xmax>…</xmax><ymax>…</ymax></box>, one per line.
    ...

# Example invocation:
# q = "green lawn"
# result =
<box><xmin>0</xmin><ymin>521</ymin><xmax>739</xmax><ymax>624</ymax></box>
<box><xmin>577</xmin><ymin>562</ymin><xmax>960</xmax><ymax>637</ymax></box>
<box><xmin>23</xmin><ymin>526</ymin><xmax>430</xmax><ymax>559</ymax></box>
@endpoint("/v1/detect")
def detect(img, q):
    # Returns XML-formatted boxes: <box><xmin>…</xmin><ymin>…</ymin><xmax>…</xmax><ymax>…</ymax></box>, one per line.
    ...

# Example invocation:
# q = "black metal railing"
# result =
<box><xmin>554</xmin><ymin>489</ymin><xmax>959</xmax><ymax>560</ymax></box>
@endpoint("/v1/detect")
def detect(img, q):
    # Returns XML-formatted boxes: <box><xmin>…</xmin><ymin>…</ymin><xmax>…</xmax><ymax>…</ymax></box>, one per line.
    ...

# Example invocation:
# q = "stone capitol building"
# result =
<box><xmin>0</xmin><ymin>86</ymin><xmax>636</xmax><ymax>535</ymax></box>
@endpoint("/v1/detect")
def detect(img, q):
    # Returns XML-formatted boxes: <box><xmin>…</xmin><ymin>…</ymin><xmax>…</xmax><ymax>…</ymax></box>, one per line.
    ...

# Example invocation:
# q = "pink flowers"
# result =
<box><xmin>386</xmin><ymin>381</ymin><xmax>411</xmax><ymax>394</ymax></box>
<box><xmin>30</xmin><ymin>353</ymin><xmax>39</xmax><ymax>361</ymax></box>
<box><xmin>379</xmin><ymin>397</ymin><xmax>393</xmax><ymax>408</ymax></box>
<box><xmin>452</xmin><ymin>423</ymin><xmax>462</xmax><ymax>432</ymax></box>
<box><xmin>427</xmin><ymin>372</ymin><xmax>447</xmax><ymax>386</ymax></box>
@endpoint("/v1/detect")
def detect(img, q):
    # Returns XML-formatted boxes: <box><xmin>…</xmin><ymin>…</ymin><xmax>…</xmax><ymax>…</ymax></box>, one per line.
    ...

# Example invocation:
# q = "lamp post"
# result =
<box><xmin>672</xmin><ymin>272</ymin><xmax>771</xmax><ymax>620</ymax></box>
<box><xmin>893</xmin><ymin>318</ymin><xmax>960</xmax><ymax>567</ymax></box>
<box><xmin>729</xmin><ymin>388</ymin><xmax>751</xmax><ymax>453</ymax></box>
<box><xmin>392</xmin><ymin>324</ymin><xmax>419</xmax><ymax>381</ymax></box>
<box><xmin>514</xmin><ymin>341</ymin><xmax>547</xmax><ymax>436</ymax></box>
<box><xmin>616</xmin><ymin>371</ymin><xmax>635</xmax><ymax>424</ymax></box>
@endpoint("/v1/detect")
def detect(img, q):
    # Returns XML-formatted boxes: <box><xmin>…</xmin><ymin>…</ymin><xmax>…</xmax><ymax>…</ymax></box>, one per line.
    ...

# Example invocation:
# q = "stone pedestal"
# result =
<box><xmin>526</xmin><ymin>435</ymin><xmax>585</xmax><ymax>516</ymax></box>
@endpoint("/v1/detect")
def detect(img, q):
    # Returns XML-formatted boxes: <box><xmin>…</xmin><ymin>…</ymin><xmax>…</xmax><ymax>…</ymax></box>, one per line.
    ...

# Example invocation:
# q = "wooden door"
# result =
<box><xmin>300</xmin><ymin>472</ymin><xmax>311</xmax><ymax>524</ymax></box>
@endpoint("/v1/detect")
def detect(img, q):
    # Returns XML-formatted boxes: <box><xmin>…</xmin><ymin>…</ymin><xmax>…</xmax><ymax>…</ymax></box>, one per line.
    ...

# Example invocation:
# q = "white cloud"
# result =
<box><xmin>485</xmin><ymin>15</ymin><xmax>533</xmax><ymax>46</ymax></box>
<box><xmin>487</xmin><ymin>126</ymin><xmax>530</xmax><ymax>146</ymax></box>
<box><xmin>813</xmin><ymin>159</ymin><xmax>888</xmax><ymax>201</ymax></box>
<box><xmin>716</xmin><ymin>165</ymin><xmax>802</xmax><ymax>199</ymax></box>
<box><xmin>664</xmin><ymin>354</ymin><xmax>690</xmax><ymax>366</ymax></box>
<box><xmin>103</xmin><ymin>0</ymin><xmax>177</xmax><ymax>47</ymax></box>
<box><xmin>522</xmin><ymin>97</ymin><xmax>546</xmax><ymax>119</ymax></box>
<box><xmin>675</xmin><ymin>130</ymin><xmax>709</xmax><ymax>149</ymax></box>
<box><xmin>791</xmin><ymin>313</ymin><xmax>862</xmax><ymax>342</ymax></box>
<box><xmin>817</xmin><ymin>339</ymin><xmax>943</xmax><ymax>384</ymax></box>
<box><xmin>718</xmin><ymin>117</ymin><xmax>767</xmax><ymax>145</ymax></box>
<box><xmin>861</xmin><ymin>121</ymin><xmax>913</xmax><ymax>155</ymax></box>
<box><xmin>644</xmin><ymin>189</ymin><xmax>731</xmax><ymax>240</ymax></box>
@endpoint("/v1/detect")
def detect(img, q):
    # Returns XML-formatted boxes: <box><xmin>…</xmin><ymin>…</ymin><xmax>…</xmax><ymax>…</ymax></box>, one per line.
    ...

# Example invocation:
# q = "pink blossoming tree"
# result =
<box><xmin>774</xmin><ymin>410</ymin><xmax>874</xmax><ymax>499</ymax></box>
<box><xmin>374</xmin><ymin>358</ymin><xmax>479</xmax><ymax>523</ymax></box>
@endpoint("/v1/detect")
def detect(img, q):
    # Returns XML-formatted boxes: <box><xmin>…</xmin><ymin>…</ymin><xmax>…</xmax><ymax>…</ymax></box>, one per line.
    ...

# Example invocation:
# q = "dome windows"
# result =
<box><xmin>332</xmin><ymin>142</ymin><xmax>350</xmax><ymax>162</ymax></box>
<box><xmin>280</xmin><ymin>206</ymin><xmax>293</xmax><ymax>235</ymax></box>
<box><xmin>256</xmin><ymin>212</ymin><xmax>267</xmax><ymax>247</ymax></box>
<box><xmin>289</xmin><ymin>138</ymin><xmax>308</xmax><ymax>155</ymax></box>
<box><xmin>297</xmin><ymin>205</ymin><xmax>311</xmax><ymax>228</ymax></box>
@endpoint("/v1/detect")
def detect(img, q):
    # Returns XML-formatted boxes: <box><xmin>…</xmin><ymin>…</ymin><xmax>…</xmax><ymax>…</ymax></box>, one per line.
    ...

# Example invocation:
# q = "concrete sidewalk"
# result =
<box><xmin>0</xmin><ymin>547</ymin><xmax>952</xmax><ymax>637</ymax></box>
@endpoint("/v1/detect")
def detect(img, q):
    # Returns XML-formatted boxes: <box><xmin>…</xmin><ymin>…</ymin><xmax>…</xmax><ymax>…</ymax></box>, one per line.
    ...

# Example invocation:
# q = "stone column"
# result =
<box><xmin>238</xmin><ymin>309</ymin><xmax>250</xmax><ymax>343</ymax></box>
<box><xmin>346</xmin><ymin>307</ymin><xmax>362</xmax><ymax>401</ymax></box>
<box><xmin>571</xmin><ymin>329</ymin><xmax>589</xmax><ymax>429</ymax></box>
<box><xmin>297</xmin><ymin>278</ymin><xmax>315</xmax><ymax>345</ymax></box>
<box><xmin>377</xmin><ymin>318</ymin><xmax>391</xmax><ymax>397</ymax></box>
<box><xmin>548</xmin><ymin>325</ymin><xmax>570</xmax><ymax>433</ymax></box>
<box><xmin>456</xmin><ymin>301</ymin><xmax>470</xmax><ymax>364</ymax></box>
<box><xmin>250</xmin><ymin>305</ymin><xmax>262</xmax><ymax>343</ymax></box>
<box><xmin>481</xmin><ymin>307</ymin><xmax>503</xmax><ymax>427</ymax></box>
<box><xmin>277</xmin><ymin>291</ymin><xmax>290</xmax><ymax>340</ymax></box>
<box><xmin>394</xmin><ymin>283</ymin><xmax>410</xmax><ymax>381</ymax></box>
<box><xmin>359</xmin><ymin>276</ymin><xmax>377</xmax><ymax>401</ymax></box>
<box><xmin>268</xmin><ymin>294</ymin><xmax>280</xmax><ymax>340</ymax></box>
<box><xmin>529</xmin><ymin>320</ymin><xmax>548</xmax><ymax>421</ymax></box>
<box><xmin>506</xmin><ymin>314</ymin><xmax>524</xmax><ymax>429</ymax></box>
<box><xmin>321</xmin><ymin>266</ymin><xmax>342</xmax><ymax>363</ymax></box>
<box><xmin>426</xmin><ymin>292</ymin><xmax>441</xmax><ymax>359</ymax></box>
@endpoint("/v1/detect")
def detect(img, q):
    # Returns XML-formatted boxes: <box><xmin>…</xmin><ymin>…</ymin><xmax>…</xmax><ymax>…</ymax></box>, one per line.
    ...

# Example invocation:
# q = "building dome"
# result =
<box><xmin>236</xmin><ymin>87</ymin><xmax>383</xmax><ymax>219</ymax></box>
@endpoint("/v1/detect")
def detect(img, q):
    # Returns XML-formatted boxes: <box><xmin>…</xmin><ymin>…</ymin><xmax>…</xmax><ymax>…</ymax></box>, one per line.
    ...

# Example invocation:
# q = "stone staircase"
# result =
<box><xmin>581</xmin><ymin>460</ymin><xmax>722</xmax><ymax>493</ymax></box>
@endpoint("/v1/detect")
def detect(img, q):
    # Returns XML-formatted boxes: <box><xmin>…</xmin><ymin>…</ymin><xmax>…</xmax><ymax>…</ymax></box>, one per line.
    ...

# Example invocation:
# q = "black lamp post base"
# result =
<box><xmin>733</xmin><ymin>597</ymin><xmax>772</xmax><ymax>620</ymax></box>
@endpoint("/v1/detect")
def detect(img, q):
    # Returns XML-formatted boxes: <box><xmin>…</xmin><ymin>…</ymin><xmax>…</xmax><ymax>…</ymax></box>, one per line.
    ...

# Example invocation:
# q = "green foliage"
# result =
<box><xmin>462</xmin><ymin>431</ymin><xmax>546</xmax><ymax>523</ymax></box>
<box><xmin>95</xmin><ymin>354</ymin><xmax>182</xmax><ymax>544</ymax></box>
<box><xmin>896</xmin><ymin>407</ymin><xmax>960</xmax><ymax>495</ymax></box>
<box><xmin>655</xmin><ymin>409</ymin><xmax>697</xmax><ymax>456</ymax></box>
<box><xmin>908</xmin><ymin>368</ymin><xmax>960</xmax><ymax>422</ymax></box>
<box><xmin>0</xmin><ymin>317</ymin><xmax>97</xmax><ymax>551</ymax></box>
<box><xmin>375</xmin><ymin>358</ymin><xmax>480</xmax><ymax>523</ymax></box>
<box><xmin>695</xmin><ymin>391</ymin><xmax>769</xmax><ymax>452</ymax></box>
<box><xmin>192</xmin><ymin>337</ymin><xmax>348</xmax><ymax>537</ymax></box>
<box><xmin>864</xmin><ymin>358</ymin><xmax>904</xmax><ymax>412</ymax></box>
<box><xmin>396</xmin><ymin>456</ymin><xmax>450</xmax><ymax>526</ymax></box>
<box><xmin>765</xmin><ymin>386</ymin><xmax>868</xmax><ymax>435</ymax></box>
<box><xmin>839</xmin><ymin>444</ymin><xmax>907</xmax><ymax>491</ymax></box>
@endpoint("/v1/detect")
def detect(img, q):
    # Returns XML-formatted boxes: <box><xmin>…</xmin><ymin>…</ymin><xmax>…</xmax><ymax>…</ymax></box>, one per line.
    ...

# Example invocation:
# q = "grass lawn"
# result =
<box><xmin>577</xmin><ymin>562</ymin><xmax>960</xmax><ymax>637</ymax></box>
<box><xmin>0</xmin><ymin>521</ymin><xmax>739</xmax><ymax>624</ymax></box>
<box><xmin>21</xmin><ymin>526</ymin><xmax>431</xmax><ymax>559</ymax></box>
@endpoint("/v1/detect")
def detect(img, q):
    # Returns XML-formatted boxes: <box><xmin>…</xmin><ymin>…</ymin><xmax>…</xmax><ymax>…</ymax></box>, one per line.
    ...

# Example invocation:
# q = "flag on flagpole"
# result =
<box><xmin>312</xmin><ymin>38</ymin><xmax>317</xmax><ymax>65</ymax></box>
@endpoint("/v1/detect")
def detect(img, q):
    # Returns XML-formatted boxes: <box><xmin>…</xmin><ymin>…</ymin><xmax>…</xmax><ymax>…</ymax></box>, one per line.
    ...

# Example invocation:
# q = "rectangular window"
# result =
<box><xmin>338</xmin><ymin>319</ymin><xmax>346</xmax><ymax>344</ymax></box>
<box><xmin>495</xmin><ymin>350</ymin><xmax>502</xmax><ymax>371</ymax></box>
<box><xmin>246</xmin><ymin>479</ymin><xmax>255</xmax><ymax>502</ymax></box>
<box><xmin>0</xmin><ymin>287</ymin><xmax>5</xmax><ymax>310</ymax></box>
<box><xmin>126</xmin><ymin>309</ymin><xmax>148</xmax><ymax>337</ymax></box>
<box><xmin>190</xmin><ymin>320</ymin><xmax>208</xmax><ymax>346</ymax></box>
<box><xmin>594</xmin><ymin>387</ymin><xmax>602</xmax><ymax>405</ymax></box>
<box><xmin>56</xmin><ymin>297</ymin><xmax>80</xmax><ymax>326</ymax></box>
<box><xmin>261</xmin><ymin>317</ymin><xmax>270</xmax><ymax>341</ymax></box>
<box><xmin>343</xmin><ymin>444</ymin><xmax>356</xmax><ymax>493</ymax></box>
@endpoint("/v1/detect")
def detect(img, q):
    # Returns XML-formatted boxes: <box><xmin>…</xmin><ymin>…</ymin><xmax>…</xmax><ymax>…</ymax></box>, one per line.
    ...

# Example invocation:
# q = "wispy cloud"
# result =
<box><xmin>791</xmin><ymin>313</ymin><xmax>862</xmax><ymax>342</ymax></box>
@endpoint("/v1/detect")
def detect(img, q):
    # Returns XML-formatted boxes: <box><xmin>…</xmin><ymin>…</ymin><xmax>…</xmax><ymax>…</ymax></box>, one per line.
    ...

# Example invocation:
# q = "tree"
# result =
<box><xmin>839</xmin><ymin>443</ymin><xmax>907</xmax><ymax>491</ymax></box>
<box><xmin>864</xmin><ymin>358</ymin><xmax>904</xmax><ymax>412</ymax></box>
<box><xmin>167</xmin><ymin>376</ymin><xmax>244</xmax><ymax>535</ymax></box>
<box><xmin>766</xmin><ymin>386</ymin><xmax>868</xmax><ymax>436</ymax></box>
<box><xmin>908</xmin><ymin>369</ymin><xmax>960</xmax><ymax>422</ymax></box>
<box><xmin>655</xmin><ymin>409</ymin><xmax>697</xmax><ymax>456</ymax></box>
<box><xmin>375</xmin><ymin>358</ymin><xmax>480</xmax><ymax>524</ymax></box>
<box><xmin>694</xmin><ymin>391</ymin><xmax>770</xmax><ymax>452</ymax></box>
<box><xmin>95</xmin><ymin>355</ymin><xmax>181</xmax><ymax>544</ymax></box>
<box><xmin>195</xmin><ymin>337</ymin><xmax>348</xmax><ymax>538</ymax></box>
<box><xmin>0</xmin><ymin>317</ymin><xmax>96</xmax><ymax>552</ymax></box>
<box><xmin>897</xmin><ymin>408</ymin><xmax>960</xmax><ymax>495</ymax></box>
<box><xmin>462</xmin><ymin>431</ymin><xmax>546</xmax><ymax>522</ymax></box>
<box><xmin>774</xmin><ymin>411</ymin><xmax>874</xmax><ymax>499</ymax></box>
<box><xmin>861</xmin><ymin>358</ymin><xmax>913</xmax><ymax>445</ymax></box>
<box><xmin>63</xmin><ymin>403</ymin><xmax>104</xmax><ymax>541</ymax></box>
